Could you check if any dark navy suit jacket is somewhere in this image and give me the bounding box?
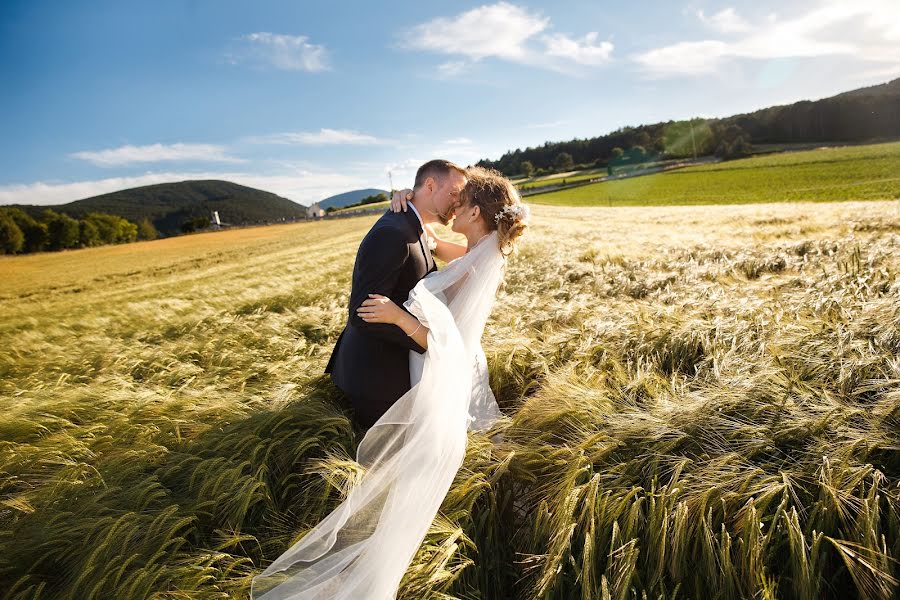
[325,207,438,428]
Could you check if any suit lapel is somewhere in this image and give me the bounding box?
[402,207,433,272]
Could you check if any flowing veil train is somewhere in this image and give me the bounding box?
[251,230,506,599]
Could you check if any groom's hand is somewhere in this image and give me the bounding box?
[390,189,414,213]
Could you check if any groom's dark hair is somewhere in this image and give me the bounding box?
[413,159,467,191]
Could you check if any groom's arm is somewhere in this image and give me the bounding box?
[349,226,427,354]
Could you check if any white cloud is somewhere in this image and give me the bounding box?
[69,143,246,167]
[384,158,425,189]
[633,40,732,76]
[231,32,330,71]
[405,2,548,61]
[245,128,383,145]
[696,8,751,33]
[0,170,368,207]
[436,61,469,78]
[400,2,613,74]
[635,0,900,77]
[542,32,613,66]
[383,143,497,188]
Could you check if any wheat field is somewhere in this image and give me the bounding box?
[1,199,898,599]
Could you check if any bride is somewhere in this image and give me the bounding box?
[250,166,530,599]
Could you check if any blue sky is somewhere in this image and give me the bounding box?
[1,0,897,206]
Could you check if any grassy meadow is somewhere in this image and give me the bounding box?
[1,194,899,598]
[516,169,607,190]
[530,142,900,207]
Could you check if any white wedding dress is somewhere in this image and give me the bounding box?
[251,230,505,599]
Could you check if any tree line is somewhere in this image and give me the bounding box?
[326,192,388,213]
[479,82,899,176]
[0,207,158,255]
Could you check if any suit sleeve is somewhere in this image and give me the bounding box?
[349,227,427,354]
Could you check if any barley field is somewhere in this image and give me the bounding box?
[1,198,899,599]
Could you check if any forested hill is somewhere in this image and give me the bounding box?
[477,78,900,175]
[8,180,308,236]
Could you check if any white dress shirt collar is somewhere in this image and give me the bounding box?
[407,200,425,232]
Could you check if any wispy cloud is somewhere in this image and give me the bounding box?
[383,140,497,187]
[227,32,330,71]
[244,128,384,145]
[634,0,900,78]
[525,119,571,129]
[398,1,613,76]
[542,32,613,66]
[696,7,751,33]
[436,61,468,78]
[0,169,368,207]
[385,158,426,183]
[69,143,246,167]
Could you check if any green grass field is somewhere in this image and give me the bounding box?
[529,141,900,206]
[1,187,899,595]
[516,168,606,190]
[334,200,390,214]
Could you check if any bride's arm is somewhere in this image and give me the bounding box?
[423,223,467,262]
[357,293,429,350]
[394,311,428,350]
[390,190,467,262]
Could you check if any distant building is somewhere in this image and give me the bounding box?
[210,210,230,230]
[307,202,325,219]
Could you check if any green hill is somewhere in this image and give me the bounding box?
[478,77,900,175]
[319,188,388,210]
[7,179,309,236]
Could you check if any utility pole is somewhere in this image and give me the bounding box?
[689,119,698,160]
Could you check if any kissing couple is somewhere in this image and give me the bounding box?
[252,160,531,599]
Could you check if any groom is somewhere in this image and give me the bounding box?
[325,159,468,430]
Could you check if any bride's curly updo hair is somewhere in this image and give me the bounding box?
[461,165,529,256]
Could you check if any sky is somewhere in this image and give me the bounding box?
[1,0,897,207]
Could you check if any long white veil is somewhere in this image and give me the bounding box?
[251,230,506,599]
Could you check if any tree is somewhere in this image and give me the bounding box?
[712,123,753,160]
[136,218,158,241]
[180,215,210,234]
[79,219,101,247]
[611,147,624,159]
[42,209,81,250]
[635,131,652,148]
[3,207,47,252]
[0,211,24,254]
[84,212,138,243]
[360,192,388,206]
[553,152,574,172]
[520,160,534,178]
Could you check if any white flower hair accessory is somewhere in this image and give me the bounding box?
[493,203,531,225]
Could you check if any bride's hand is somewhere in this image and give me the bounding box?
[357,293,404,324]
[390,189,414,213]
